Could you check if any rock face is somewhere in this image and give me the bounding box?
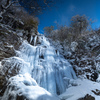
[0,34,77,100]
[0,24,22,96]
[0,26,21,61]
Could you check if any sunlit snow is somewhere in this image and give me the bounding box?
[59,79,100,100]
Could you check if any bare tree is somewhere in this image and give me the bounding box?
[17,0,54,15]
[44,25,54,36]
[0,0,54,21]
[70,15,89,34]
[0,0,19,21]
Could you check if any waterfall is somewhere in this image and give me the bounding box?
[1,35,77,100]
[17,35,77,94]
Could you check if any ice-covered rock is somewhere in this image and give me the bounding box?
[0,34,77,99]
[1,74,59,100]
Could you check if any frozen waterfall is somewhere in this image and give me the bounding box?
[1,34,77,100]
[16,35,77,94]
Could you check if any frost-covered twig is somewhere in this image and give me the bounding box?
[0,0,19,22]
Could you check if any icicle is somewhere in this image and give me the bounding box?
[34,35,37,46]
[30,35,33,43]
[57,50,59,56]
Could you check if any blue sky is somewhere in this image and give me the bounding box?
[37,0,100,33]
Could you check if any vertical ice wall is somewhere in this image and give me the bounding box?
[16,35,77,95]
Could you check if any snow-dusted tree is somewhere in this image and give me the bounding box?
[0,0,19,21]
[70,15,89,34]
[0,0,53,18]
[0,0,39,30]
[0,0,39,44]
[0,0,54,31]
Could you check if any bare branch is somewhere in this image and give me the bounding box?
[0,0,18,18]
[3,1,18,10]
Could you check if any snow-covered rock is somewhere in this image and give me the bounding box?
[1,74,59,100]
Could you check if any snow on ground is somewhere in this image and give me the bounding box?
[59,78,100,100]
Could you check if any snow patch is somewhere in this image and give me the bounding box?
[59,79,100,100]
